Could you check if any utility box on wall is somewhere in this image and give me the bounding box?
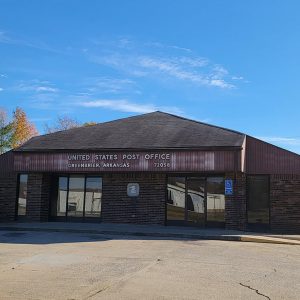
[127,183,140,197]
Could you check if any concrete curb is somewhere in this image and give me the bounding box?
[239,236,300,245]
[0,226,299,245]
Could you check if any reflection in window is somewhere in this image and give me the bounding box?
[247,176,269,226]
[187,179,205,225]
[57,177,68,216]
[18,174,28,216]
[207,177,225,224]
[67,175,85,217]
[167,177,185,221]
[85,177,102,217]
[51,175,103,219]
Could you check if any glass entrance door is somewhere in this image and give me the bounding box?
[167,176,225,227]
[186,178,206,226]
[167,176,206,227]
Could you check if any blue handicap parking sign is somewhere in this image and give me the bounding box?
[225,179,233,195]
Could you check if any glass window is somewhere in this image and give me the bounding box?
[56,177,68,216]
[51,175,103,219]
[67,175,85,217]
[84,177,102,217]
[207,177,225,224]
[187,178,205,225]
[17,174,28,216]
[167,177,186,221]
[247,176,269,226]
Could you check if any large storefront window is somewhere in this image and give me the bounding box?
[68,175,85,217]
[247,175,270,229]
[57,177,68,216]
[187,178,205,226]
[207,177,225,225]
[85,177,102,217]
[167,176,225,227]
[167,177,185,221]
[17,174,28,216]
[51,175,102,219]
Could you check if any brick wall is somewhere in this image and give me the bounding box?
[0,172,17,221]
[102,173,166,225]
[270,174,300,233]
[0,151,17,221]
[26,173,52,222]
[225,172,247,231]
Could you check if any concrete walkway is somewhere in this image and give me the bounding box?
[0,222,299,245]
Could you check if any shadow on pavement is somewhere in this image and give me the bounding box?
[0,230,200,245]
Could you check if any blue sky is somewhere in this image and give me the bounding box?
[0,0,300,153]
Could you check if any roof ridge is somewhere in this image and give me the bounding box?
[154,111,245,136]
[90,111,159,127]
[36,111,160,138]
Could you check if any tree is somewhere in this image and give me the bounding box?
[44,116,80,134]
[0,108,13,154]
[83,121,97,126]
[11,107,39,149]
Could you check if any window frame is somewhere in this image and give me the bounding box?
[166,174,225,228]
[16,173,29,219]
[50,174,103,222]
[246,174,270,230]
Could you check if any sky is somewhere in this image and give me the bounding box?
[0,0,300,153]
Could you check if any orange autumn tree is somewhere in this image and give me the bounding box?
[11,107,39,148]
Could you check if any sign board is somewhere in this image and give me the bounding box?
[225,179,233,195]
[127,183,140,197]
[14,150,219,173]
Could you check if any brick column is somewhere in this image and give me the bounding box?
[270,174,300,233]
[26,173,52,222]
[0,172,18,221]
[102,173,166,225]
[225,172,247,231]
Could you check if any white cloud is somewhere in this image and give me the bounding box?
[178,56,208,67]
[15,80,58,93]
[89,45,237,89]
[0,31,9,43]
[77,99,183,115]
[137,56,235,89]
[232,76,244,80]
[0,30,64,54]
[28,93,59,110]
[35,86,57,92]
[85,77,138,94]
[258,136,300,146]
[144,41,192,53]
[210,79,234,89]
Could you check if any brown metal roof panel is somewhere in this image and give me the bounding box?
[245,136,300,174]
[0,151,15,176]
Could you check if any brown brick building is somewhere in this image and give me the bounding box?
[1,112,300,232]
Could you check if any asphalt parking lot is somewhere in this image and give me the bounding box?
[0,231,299,300]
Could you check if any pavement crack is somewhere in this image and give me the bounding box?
[84,259,160,299]
[86,286,110,298]
[239,282,271,300]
